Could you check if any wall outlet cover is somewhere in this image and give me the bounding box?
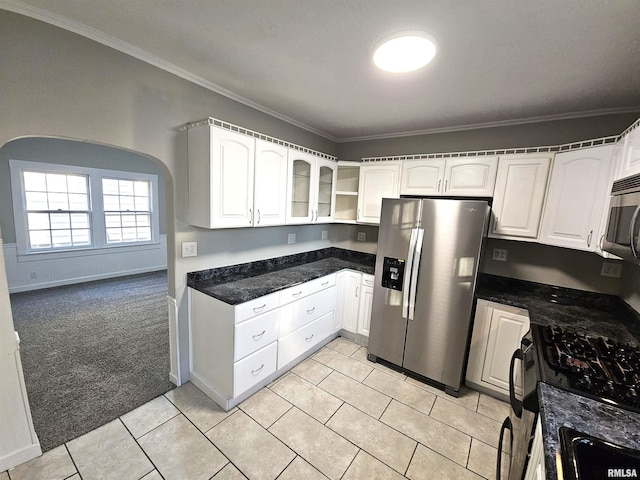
[181,241,198,257]
[321,230,328,240]
[492,248,508,262]
[288,233,296,244]
[357,232,366,242]
[600,262,622,278]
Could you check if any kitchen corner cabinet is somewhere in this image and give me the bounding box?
[539,145,614,252]
[286,151,337,224]
[356,274,374,337]
[489,155,552,240]
[188,125,255,228]
[335,270,361,333]
[253,139,288,226]
[466,299,530,397]
[618,125,640,180]
[335,162,360,223]
[357,163,401,224]
[399,157,498,197]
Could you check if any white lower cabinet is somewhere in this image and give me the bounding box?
[466,299,530,396]
[524,418,546,480]
[357,274,374,337]
[335,270,362,333]
[189,273,336,410]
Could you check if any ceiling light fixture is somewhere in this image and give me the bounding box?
[373,31,437,73]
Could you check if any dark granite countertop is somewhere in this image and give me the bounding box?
[187,247,375,305]
[477,274,640,479]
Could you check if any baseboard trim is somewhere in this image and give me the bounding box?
[0,442,42,472]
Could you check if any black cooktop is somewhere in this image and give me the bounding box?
[532,325,640,413]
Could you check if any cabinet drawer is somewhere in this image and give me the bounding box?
[233,341,277,397]
[278,312,333,370]
[234,308,280,361]
[361,274,374,287]
[279,274,336,305]
[235,292,280,324]
[279,286,336,337]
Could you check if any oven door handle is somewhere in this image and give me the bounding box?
[496,416,513,480]
[509,349,524,419]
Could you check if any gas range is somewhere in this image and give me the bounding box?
[531,324,640,413]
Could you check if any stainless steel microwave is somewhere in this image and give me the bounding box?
[603,173,640,264]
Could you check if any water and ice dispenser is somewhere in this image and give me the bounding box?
[381,257,405,291]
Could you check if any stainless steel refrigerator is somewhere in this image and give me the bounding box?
[367,197,489,396]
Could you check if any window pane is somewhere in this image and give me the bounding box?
[67,175,87,193]
[50,213,71,230]
[105,213,121,228]
[28,213,50,230]
[106,228,122,243]
[134,181,149,197]
[25,192,48,210]
[68,193,88,210]
[103,195,120,211]
[46,173,68,192]
[119,180,134,196]
[29,230,51,249]
[23,171,47,191]
[120,196,135,211]
[102,178,119,195]
[70,213,89,229]
[51,229,72,247]
[136,214,150,227]
[134,196,149,211]
[72,229,91,245]
[137,227,151,241]
[121,214,136,227]
[48,192,69,210]
[122,227,137,242]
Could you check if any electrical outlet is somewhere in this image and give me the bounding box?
[181,241,197,257]
[29,272,37,280]
[288,233,296,244]
[600,262,622,278]
[321,230,328,240]
[492,248,508,262]
[357,232,366,242]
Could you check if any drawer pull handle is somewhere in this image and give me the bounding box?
[251,364,265,376]
[252,304,267,313]
[307,307,316,314]
[305,334,314,342]
[321,281,329,286]
[292,291,303,297]
[252,330,266,341]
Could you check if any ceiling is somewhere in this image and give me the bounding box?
[3,0,640,141]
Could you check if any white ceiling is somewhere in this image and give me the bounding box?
[3,0,640,141]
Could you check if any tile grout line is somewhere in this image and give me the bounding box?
[63,442,82,480]
[117,417,165,480]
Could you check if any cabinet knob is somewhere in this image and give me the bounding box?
[306,307,316,314]
[249,208,253,224]
[587,230,593,247]
[251,364,265,376]
[437,179,442,192]
[257,209,261,224]
[252,304,267,313]
[305,334,314,342]
[252,330,266,341]
[445,180,448,192]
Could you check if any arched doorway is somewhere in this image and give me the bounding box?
[0,136,175,452]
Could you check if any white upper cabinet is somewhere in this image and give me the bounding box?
[539,145,614,251]
[618,125,640,180]
[286,151,337,224]
[253,139,288,226]
[399,157,498,197]
[490,155,552,240]
[400,160,446,195]
[444,157,498,196]
[357,163,401,224]
[188,125,255,228]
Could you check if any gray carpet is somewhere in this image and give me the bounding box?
[10,271,175,452]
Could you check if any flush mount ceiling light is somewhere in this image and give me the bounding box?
[373,31,437,73]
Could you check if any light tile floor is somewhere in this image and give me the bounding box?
[4,337,510,480]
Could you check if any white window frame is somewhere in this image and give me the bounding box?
[10,159,160,258]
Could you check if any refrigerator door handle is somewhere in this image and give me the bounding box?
[402,228,419,319]
[408,228,424,321]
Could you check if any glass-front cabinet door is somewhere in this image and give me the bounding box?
[286,151,315,224]
[316,158,337,222]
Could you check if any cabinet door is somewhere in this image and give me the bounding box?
[286,151,316,224]
[400,160,446,195]
[357,163,401,224]
[444,157,498,197]
[254,140,288,226]
[481,308,530,392]
[315,158,337,223]
[357,283,374,337]
[335,270,361,333]
[539,146,613,251]
[188,126,255,228]
[490,156,551,239]
[524,419,546,480]
[619,125,640,180]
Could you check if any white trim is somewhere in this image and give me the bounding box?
[167,295,180,386]
[0,442,41,473]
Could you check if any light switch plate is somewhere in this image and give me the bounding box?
[182,241,197,257]
[600,262,622,278]
[492,248,508,262]
[321,230,328,240]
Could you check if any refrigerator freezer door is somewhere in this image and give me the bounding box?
[403,199,488,392]
[368,198,421,366]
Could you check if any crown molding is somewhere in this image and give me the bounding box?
[0,0,339,142]
[336,106,640,143]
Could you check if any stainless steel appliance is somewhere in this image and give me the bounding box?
[367,197,489,396]
[603,172,640,264]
